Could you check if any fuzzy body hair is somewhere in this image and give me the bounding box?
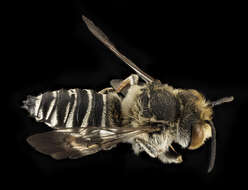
[120,81,213,162]
[23,15,233,173]
[121,82,179,160]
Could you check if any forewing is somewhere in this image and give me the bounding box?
[27,129,101,159]
[27,126,160,159]
[82,15,154,83]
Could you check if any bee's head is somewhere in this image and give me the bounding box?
[175,89,233,172]
[176,90,212,148]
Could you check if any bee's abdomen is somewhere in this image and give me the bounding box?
[23,89,120,128]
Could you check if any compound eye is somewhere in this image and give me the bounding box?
[188,124,204,150]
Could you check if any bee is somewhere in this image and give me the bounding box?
[23,15,234,173]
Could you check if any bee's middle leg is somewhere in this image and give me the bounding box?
[134,138,158,158]
[98,87,114,94]
[133,138,183,164]
[111,74,139,93]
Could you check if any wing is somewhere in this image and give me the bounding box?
[27,129,100,159]
[27,126,160,160]
[82,15,154,83]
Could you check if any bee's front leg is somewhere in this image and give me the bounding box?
[158,151,183,164]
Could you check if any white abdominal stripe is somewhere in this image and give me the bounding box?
[23,89,109,128]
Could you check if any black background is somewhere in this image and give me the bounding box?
[6,0,247,188]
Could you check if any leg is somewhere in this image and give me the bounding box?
[133,137,183,164]
[98,87,114,94]
[134,138,158,158]
[158,151,183,164]
[99,75,139,96]
[116,74,139,93]
[111,74,139,94]
[132,142,143,155]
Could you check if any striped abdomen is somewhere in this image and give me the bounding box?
[23,89,122,128]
